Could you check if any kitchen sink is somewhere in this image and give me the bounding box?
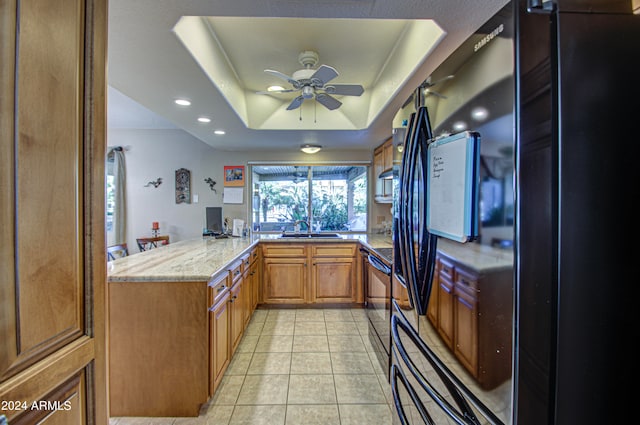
[280,232,342,238]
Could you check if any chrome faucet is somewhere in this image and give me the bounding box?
[293,219,310,233]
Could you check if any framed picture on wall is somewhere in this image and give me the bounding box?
[224,165,245,187]
[175,167,191,204]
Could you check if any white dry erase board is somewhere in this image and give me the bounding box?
[426,131,480,242]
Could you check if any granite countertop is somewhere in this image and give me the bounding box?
[107,233,393,283]
[436,238,513,273]
[106,232,511,282]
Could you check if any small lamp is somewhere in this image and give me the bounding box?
[300,144,322,154]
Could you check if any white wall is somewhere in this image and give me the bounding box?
[108,128,385,253]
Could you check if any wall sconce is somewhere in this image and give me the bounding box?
[144,177,162,188]
[300,144,322,154]
[204,177,217,193]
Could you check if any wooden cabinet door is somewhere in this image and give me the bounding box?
[229,280,245,354]
[209,292,230,396]
[454,286,479,377]
[436,273,455,349]
[312,258,354,303]
[0,0,107,423]
[382,140,394,196]
[373,147,384,197]
[250,261,259,311]
[263,258,307,304]
[242,269,251,327]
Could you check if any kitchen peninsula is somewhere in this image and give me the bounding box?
[107,233,392,417]
[106,234,511,417]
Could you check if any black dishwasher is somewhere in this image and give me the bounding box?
[362,248,392,377]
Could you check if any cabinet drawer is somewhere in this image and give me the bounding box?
[311,243,356,257]
[241,253,251,272]
[250,247,260,264]
[262,244,307,257]
[208,272,230,306]
[227,259,243,282]
[455,267,479,293]
[438,257,455,279]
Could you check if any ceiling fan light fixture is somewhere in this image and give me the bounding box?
[300,144,322,154]
[267,85,285,92]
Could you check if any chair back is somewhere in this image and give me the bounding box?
[107,243,129,260]
[136,235,170,252]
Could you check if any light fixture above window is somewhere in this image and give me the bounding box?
[300,144,322,154]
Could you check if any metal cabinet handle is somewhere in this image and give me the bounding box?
[217,285,226,292]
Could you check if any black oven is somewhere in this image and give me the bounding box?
[362,247,392,377]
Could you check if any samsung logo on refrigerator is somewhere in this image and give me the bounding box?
[474,23,504,52]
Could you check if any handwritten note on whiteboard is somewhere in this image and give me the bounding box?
[426,131,480,242]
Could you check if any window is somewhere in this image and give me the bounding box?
[251,165,368,233]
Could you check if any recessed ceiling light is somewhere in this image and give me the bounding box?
[471,107,489,121]
[214,130,225,135]
[267,85,285,92]
[453,121,467,131]
[198,117,211,123]
[174,98,191,106]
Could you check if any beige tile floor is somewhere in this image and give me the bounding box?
[109,307,394,425]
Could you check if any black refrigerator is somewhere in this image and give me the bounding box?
[515,1,638,424]
[389,0,638,423]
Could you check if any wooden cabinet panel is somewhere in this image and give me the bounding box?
[263,259,307,303]
[373,139,393,202]
[208,273,230,396]
[229,279,246,354]
[1,0,107,423]
[10,371,86,425]
[262,244,307,257]
[454,286,478,375]
[250,260,259,311]
[383,139,394,171]
[311,243,356,257]
[373,146,384,198]
[427,253,513,390]
[210,291,230,397]
[312,258,354,303]
[109,281,208,417]
[436,272,455,349]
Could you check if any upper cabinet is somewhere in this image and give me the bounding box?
[374,137,393,203]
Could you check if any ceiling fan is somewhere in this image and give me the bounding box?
[257,50,364,111]
[402,74,454,109]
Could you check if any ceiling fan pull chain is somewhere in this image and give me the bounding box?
[299,107,302,121]
[314,100,317,123]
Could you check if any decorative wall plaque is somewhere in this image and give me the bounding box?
[175,168,191,204]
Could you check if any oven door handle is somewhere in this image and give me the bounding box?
[368,254,391,276]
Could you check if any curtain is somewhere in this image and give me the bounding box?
[108,147,127,245]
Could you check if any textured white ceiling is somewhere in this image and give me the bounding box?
[107,0,510,151]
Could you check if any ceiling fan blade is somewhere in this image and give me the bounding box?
[324,84,364,96]
[255,88,298,95]
[424,88,447,99]
[264,69,300,88]
[310,64,338,86]
[286,96,304,110]
[315,93,342,110]
[423,74,454,88]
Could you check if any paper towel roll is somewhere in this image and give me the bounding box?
[232,219,244,237]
